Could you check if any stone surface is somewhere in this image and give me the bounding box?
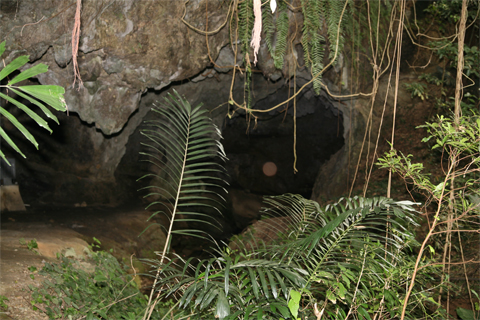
[1,0,229,135]
[0,0,350,209]
[0,185,26,212]
[228,188,264,230]
[0,0,230,205]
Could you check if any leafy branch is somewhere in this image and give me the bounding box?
[0,40,66,165]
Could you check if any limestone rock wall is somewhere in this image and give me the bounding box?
[1,0,230,204]
[2,0,229,134]
[1,0,364,207]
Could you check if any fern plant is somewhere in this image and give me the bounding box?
[300,0,326,94]
[262,195,445,319]
[262,0,289,70]
[237,0,254,110]
[138,90,229,320]
[145,192,443,319]
[0,40,66,165]
[300,0,350,94]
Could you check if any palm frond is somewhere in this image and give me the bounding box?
[139,89,228,252]
[256,194,427,318]
[138,90,229,318]
[152,252,307,319]
[0,41,66,165]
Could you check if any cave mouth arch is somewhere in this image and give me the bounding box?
[116,75,345,205]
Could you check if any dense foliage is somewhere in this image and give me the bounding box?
[3,0,478,319]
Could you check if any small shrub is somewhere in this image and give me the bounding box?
[29,250,170,319]
[0,295,9,311]
[19,238,39,254]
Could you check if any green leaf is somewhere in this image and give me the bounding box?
[288,290,300,318]
[326,289,336,304]
[0,91,52,133]
[456,307,476,320]
[0,103,39,149]
[276,304,290,318]
[337,282,347,299]
[258,268,270,299]
[9,88,60,124]
[357,306,372,320]
[0,148,11,166]
[274,270,288,300]
[0,41,5,57]
[224,259,231,295]
[0,55,29,81]
[248,267,259,299]
[215,290,230,319]
[290,290,301,303]
[0,126,25,160]
[8,63,49,85]
[257,309,263,320]
[93,274,108,282]
[19,85,66,111]
[266,269,278,299]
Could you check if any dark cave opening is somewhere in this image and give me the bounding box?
[222,86,345,199]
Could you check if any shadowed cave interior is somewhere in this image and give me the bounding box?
[1,74,345,258]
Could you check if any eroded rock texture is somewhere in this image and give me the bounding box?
[0,0,372,210]
[2,0,229,135]
[1,0,230,204]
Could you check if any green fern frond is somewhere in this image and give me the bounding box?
[301,0,326,94]
[238,0,254,58]
[325,0,347,60]
[273,8,289,70]
[262,1,289,70]
[138,90,228,244]
[310,33,326,94]
[262,3,275,53]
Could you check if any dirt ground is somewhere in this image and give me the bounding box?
[0,205,165,320]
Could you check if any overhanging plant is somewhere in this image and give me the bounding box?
[0,40,67,165]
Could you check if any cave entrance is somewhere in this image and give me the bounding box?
[222,85,345,199]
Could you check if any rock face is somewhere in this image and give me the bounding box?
[1,0,230,204]
[1,0,229,134]
[1,0,360,209]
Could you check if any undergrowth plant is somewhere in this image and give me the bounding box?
[29,247,171,320]
[377,1,480,318]
[0,295,8,312]
[144,193,444,319]
[130,87,447,319]
[377,113,480,319]
[138,90,229,320]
